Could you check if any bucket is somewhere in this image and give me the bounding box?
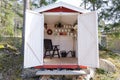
[60,51,67,57]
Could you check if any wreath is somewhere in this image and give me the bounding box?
[47,29,53,35]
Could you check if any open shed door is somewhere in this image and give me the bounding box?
[78,11,99,68]
[24,10,44,68]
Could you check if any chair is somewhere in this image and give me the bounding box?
[44,39,60,58]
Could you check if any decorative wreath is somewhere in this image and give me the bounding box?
[47,29,53,35]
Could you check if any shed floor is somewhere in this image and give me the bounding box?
[35,58,87,69]
[44,57,78,65]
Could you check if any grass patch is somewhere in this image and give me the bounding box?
[94,51,120,80]
[96,68,106,74]
[0,53,23,80]
[0,45,4,49]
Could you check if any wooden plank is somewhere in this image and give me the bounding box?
[36,70,86,75]
[34,58,87,69]
[35,65,87,69]
[44,58,78,65]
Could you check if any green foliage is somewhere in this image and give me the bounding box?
[95,73,116,80]
[96,68,105,74]
[0,53,23,80]
[31,0,57,9]
[0,0,23,37]
[80,0,108,11]
[99,0,120,25]
[0,1,14,36]
[0,44,4,49]
[108,52,118,59]
[81,0,120,34]
[99,44,108,51]
[100,51,118,59]
[10,37,22,51]
[0,37,22,51]
[95,51,120,80]
[0,35,22,79]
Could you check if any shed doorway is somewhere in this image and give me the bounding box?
[43,13,78,66]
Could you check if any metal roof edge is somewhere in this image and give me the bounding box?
[33,2,90,13]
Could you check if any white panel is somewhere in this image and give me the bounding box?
[44,14,78,25]
[24,10,44,68]
[44,35,74,52]
[59,36,73,51]
[78,11,99,68]
[44,24,74,52]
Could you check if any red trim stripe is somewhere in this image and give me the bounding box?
[35,65,87,69]
[44,7,78,12]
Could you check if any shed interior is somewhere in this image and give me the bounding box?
[43,13,79,65]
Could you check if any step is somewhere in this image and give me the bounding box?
[36,70,86,75]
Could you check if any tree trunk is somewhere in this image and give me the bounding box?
[84,0,87,9]
[93,3,95,11]
[26,0,30,9]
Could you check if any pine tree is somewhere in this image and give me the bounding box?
[30,0,57,9]
[0,0,23,37]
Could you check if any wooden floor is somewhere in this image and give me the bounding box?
[44,57,78,65]
[35,58,87,69]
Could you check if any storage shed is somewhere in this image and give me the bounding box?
[24,2,99,69]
